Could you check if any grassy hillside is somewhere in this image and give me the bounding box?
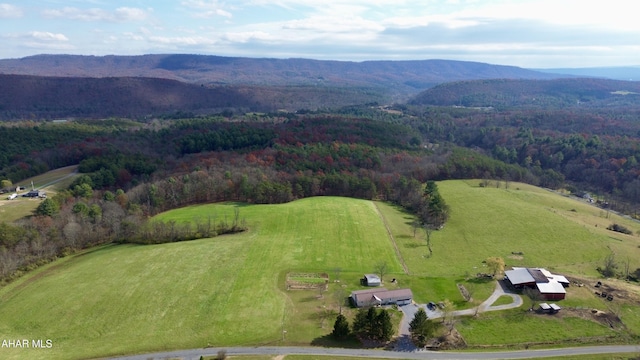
[0,197,402,360]
[0,183,639,359]
[378,180,640,278]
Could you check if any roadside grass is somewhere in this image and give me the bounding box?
[285,357,407,360]
[457,309,619,346]
[203,356,273,360]
[525,355,640,360]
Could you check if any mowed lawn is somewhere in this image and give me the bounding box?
[0,197,402,360]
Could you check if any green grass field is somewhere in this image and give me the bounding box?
[1,181,639,359]
[0,197,403,359]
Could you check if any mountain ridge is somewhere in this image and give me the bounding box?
[0,54,565,98]
[409,78,640,108]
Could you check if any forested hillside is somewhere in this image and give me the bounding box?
[0,74,387,119]
[0,54,563,99]
[410,78,640,108]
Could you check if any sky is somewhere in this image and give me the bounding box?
[1,0,639,68]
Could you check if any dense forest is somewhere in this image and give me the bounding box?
[3,77,640,284]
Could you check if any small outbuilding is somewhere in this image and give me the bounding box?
[539,303,552,312]
[362,274,382,287]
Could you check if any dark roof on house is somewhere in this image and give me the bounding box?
[377,288,412,300]
[350,288,412,303]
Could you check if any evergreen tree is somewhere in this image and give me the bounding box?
[331,313,350,340]
[365,307,377,338]
[352,308,369,336]
[376,309,394,341]
[409,307,436,347]
[34,198,60,217]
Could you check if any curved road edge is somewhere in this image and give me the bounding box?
[108,345,640,360]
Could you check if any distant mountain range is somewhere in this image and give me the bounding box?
[0,54,563,99]
[410,78,640,108]
[536,67,640,81]
[3,54,639,119]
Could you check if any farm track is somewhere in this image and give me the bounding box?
[373,202,409,275]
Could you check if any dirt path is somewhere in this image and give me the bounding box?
[373,202,409,275]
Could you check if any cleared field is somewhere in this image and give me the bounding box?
[428,181,640,277]
[0,197,402,360]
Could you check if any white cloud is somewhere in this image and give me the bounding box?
[149,35,217,46]
[29,31,69,42]
[181,0,233,18]
[42,6,148,22]
[223,31,274,43]
[0,3,23,18]
[282,16,383,34]
[114,7,149,21]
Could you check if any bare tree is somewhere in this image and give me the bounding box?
[411,220,420,238]
[333,267,342,282]
[424,225,433,257]
[601,252,618,278]
[523,287,542,311]
[620,256,630,281]
[441,299,456,335]
[334,286,346,314]
[374,261,388,283]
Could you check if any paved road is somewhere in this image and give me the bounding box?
[109,344,640,360]
[108,283,636,360]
